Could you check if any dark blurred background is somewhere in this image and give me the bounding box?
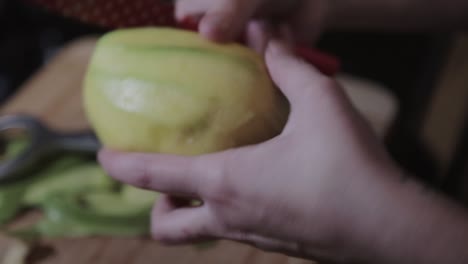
[0,0,466,199]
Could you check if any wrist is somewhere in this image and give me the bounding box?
[298,160,407,263]
[346,166,468,264]
[334,162,406,263]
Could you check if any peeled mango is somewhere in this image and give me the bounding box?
[84,27,289,155]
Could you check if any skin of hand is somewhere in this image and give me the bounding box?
[97,26,409,263]
[174,0,329,44]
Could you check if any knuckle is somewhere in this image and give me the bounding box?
[188,158,214,195]
[191,157,231,200]
[133,156,155,190]
[135,175,152,190]
[203,160,238,204]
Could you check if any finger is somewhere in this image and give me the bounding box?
[197,0,256,42]
[151,195,217,244]
[245,20,272,55]
[98,149,221,197]
[265,39,336,120]
[175,0,211,21]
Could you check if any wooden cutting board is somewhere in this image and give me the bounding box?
[0,37,317,264]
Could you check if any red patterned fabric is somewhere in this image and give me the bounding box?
[28,0,177,28]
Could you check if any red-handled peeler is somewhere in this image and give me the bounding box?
[26,0,340,76]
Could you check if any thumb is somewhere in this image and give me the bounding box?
[265,39,339,120]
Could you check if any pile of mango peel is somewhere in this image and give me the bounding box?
[0,138,213,263]
[0,137,157,238]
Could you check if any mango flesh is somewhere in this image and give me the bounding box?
[84,27,289,155]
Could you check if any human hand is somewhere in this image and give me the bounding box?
[98,30,406,262]
[175,0,331,44]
